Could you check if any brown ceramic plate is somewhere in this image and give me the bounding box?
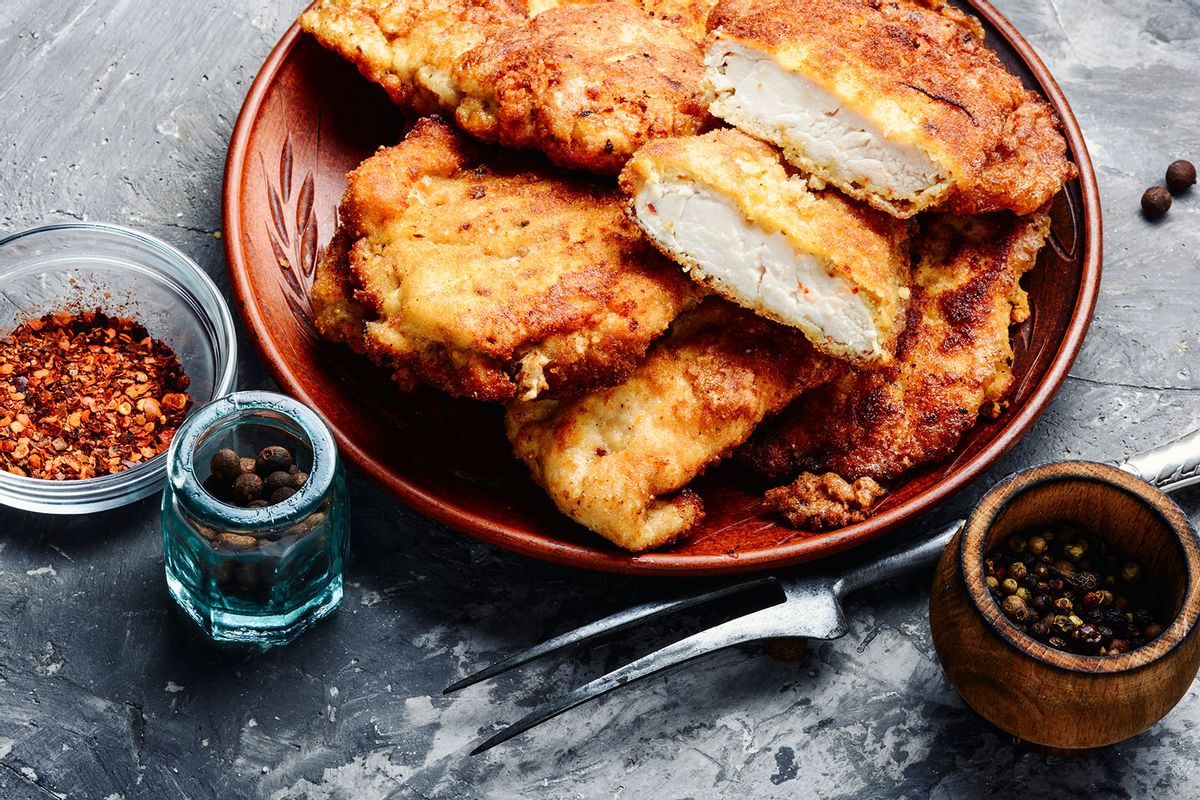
[223,1,1101,575]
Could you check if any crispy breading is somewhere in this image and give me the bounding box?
[300,0,526,113]
[310,117,701,402]
[301,0,709,174]
[453,3,708,174]
[505,298,839,551]
[703,0,1075,217]
[764,472,886,530]
[619,129,912,363]
[742,209,1051,523]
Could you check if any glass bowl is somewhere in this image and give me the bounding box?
[0,222,238,513]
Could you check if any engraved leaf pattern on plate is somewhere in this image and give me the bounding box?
[262,133,323,341]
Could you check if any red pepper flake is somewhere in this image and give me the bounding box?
[0,310,193,480]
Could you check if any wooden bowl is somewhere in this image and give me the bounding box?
[930,462,1200,750]
[222,0,1102,574]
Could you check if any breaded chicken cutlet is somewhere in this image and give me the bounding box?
[301,0,710,174]
[703,0,1075,218]
[311,117,701,402]
[742,209,1052,529]
[620,129,912,363]
[505,298,840,552]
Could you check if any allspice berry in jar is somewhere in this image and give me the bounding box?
[162,391,349,646]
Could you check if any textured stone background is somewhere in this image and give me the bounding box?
[1,0,1199,797]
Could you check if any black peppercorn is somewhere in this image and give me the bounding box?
[1142,186,1172,219]
[232,472,264,505]
[1166,159,1196,194]
[269,486,297,505]
[256,445,294,476]
[263,471,294,494]
[210,448,242,481]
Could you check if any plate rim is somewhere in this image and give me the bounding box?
[223,0,1102,576]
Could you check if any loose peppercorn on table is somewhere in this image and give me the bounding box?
[2,0,1200,797]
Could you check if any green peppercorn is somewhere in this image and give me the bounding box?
[1122,562,1141,583]
[1007,536,1027,554]
[985,575,1000,594]
[1015,587,1032,602]
[1008,562,1028,581]
[1001,578,1019,595]
[1063,544,1086,562]
[1027,535,1047,555]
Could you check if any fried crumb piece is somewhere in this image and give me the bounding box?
[764,472,886,530]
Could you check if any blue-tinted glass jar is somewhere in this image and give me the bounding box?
[161,391,348,645]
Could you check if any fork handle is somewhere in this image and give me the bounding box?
[833,519,963,598]
[830,427,1200,598]
[1114,428,1200,493]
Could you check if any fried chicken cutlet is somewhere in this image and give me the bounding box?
[301,0,709,174]
[620,129,912,364]
[742,209,1052,529]
[702,0,1075,218]
[311,117,701,402]
[506,298,840,551]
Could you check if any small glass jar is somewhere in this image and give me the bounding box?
[161,391,348,645]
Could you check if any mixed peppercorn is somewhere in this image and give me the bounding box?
[0,310,191,479]
[986,525,1167,656]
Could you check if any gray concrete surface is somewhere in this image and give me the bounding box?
[1,0,1199,797]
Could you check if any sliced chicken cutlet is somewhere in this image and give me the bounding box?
[310,117,701,402]
[620,129,912,364]
[301,0,709,174]
[702,0,1075,218]
[506,298,840,552]
[743,209,1052,529]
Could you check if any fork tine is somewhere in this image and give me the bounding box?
[470,602,794,755]
[445,575,777,694]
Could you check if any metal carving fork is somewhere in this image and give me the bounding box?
[448,429,1200,755]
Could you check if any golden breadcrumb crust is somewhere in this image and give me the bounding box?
[704,0,1076,217]
[743,209,1051,527]
[310,117,701,402]
[505,298,838,551]
[301,0,711,174]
